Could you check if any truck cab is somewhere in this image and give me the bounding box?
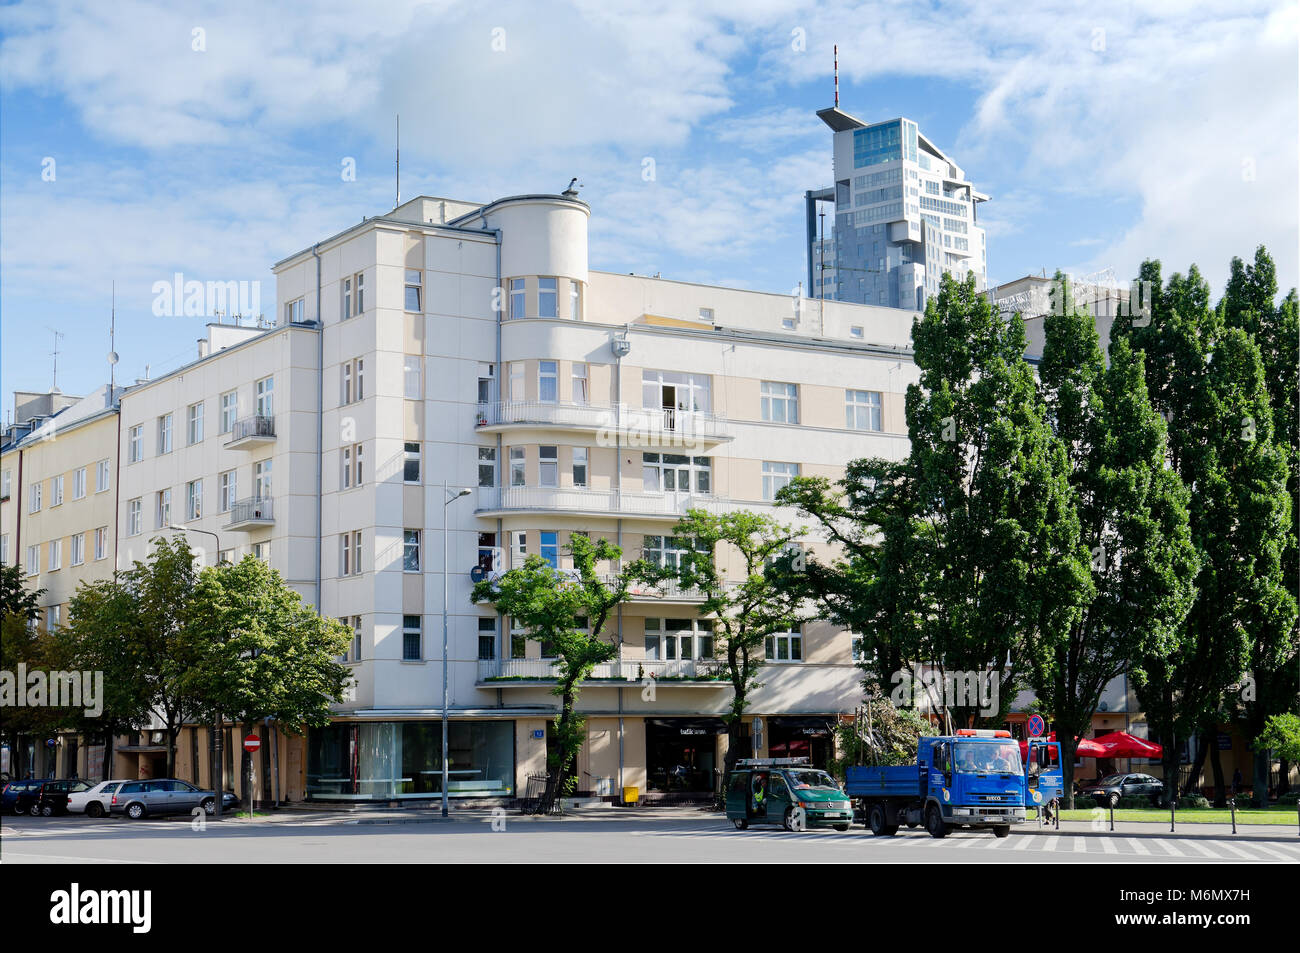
[724,758,854,832]
[1024,737,1064,815]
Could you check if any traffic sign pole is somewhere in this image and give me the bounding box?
[243,734,261,823]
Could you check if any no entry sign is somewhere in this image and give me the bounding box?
[243,734,261,753]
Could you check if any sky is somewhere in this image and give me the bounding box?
[1,0,1296,408]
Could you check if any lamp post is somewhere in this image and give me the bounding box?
[441,483,473,817]
[169,524,226,818]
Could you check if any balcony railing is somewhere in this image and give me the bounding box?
[477,657,727,683]
[476,485,738,520]
[224,496,274,529]
[226,414,276,447]
[475,401,730,443]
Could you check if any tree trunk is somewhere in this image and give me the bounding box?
[166,722,179,778]
[1279,758,1291,796]
[1207,731,1227,807]
[103,732,113,782]
[1160,732,1180,806]
[1059,736,1078,810]
[538,689,576,816]
[1182,728,1208,797]
[1252,749,1270,807]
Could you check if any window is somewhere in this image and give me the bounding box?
[28,482,41,512]
[128,424,143,462]
[539,446,558,487]
[71,533,85,566]
[26,544,39,576]
[699,307,714,322]
[252,542,269,562]
[48,538,61,571]
[94,527,108,561]
[341,358,364,404]
[284,298,304,324]
[642,453,711,494]
[510,447,526,487]
[187,402,204,444]
[217,548,234,565]
[157,414,173,454]
[253,460,272,500]
[508,362,524,401]
[73,467,86,500]
[846,389,883,431]
[340,531,362,576]
[255,377,274,418]
[511,530,527,567]
[760,381,798,423]
[762,461,799,501]
[350,616,363,661]
[402,615,422,660]
[50,474,63,506]
[540,531,559,568]
[572,363,588,404]
[478,532,500,572]
[766,629,803,662]
[850,326,864,339]
[220,392,237,433]
[404,269,422,312]
[403,530,421,572]
[478,618,497,660]
[341,446,360,489]
[219,470,237,512]
[355,273,364,314]
[539,361,558,403]
[509,278,525,319]
[644,618,714,660]
[642,535,703,569]
[1,534,8,564]
[642,369,712,416]
[127,498,142,536]
[183,480,201,521]
[403,355,421,399]
[510,619,528,658]
[538,277,557,318]
[403,442,420,483]
[1,469,9,500]
[572,447,588,488]
[48,605,60,630]
[570,281,582,320]
[156,489,171,528]
[477,363,495,404]
[478,447,496,487]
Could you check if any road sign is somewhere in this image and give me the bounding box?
[1027,714,1046,738]
[243,734,261,753]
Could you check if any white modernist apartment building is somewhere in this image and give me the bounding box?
[806,105,989,311]
[100,191,922,801]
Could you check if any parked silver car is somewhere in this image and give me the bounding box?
[110,778,237,819]
[68,779,126,818]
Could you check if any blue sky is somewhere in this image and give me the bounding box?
[2,0,1296,407]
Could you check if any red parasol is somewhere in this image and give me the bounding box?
[1019,731,1112,759]
[1090,731,1162,758]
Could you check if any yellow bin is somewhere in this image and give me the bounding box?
[623,786,640,805]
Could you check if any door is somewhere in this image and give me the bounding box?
[768,774,791,819]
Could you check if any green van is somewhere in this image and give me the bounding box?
[724,758,853,831]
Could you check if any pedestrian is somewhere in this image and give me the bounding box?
[1232,768,1242,795]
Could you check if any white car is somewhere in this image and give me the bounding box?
[68,779,126,818]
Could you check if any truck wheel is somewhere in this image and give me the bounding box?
[868,804,895,836]
[925,805,949,839]
[993,825,1011,838]
[732,818,748,830]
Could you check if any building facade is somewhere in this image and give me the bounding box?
[807,107,989,310]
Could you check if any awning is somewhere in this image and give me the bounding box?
[1092,731,1163,758]
[1019,732,1109,759]
[646,717,727,736]
[768,716,836,737]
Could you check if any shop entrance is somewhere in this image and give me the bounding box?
[767,717,835,769]
[646,718,725,792]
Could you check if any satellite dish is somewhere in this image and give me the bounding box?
[107,352,119,365]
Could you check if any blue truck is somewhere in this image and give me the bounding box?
[845,729,1063,838]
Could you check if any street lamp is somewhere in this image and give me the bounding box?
[169,523,226,818]
[441,482,473,817]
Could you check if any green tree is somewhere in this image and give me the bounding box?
[657,509,807,780]
[1254,713,1300,765]
[1116,262,1297,805]
[473,534,643,814]
[185,556,353,808]
[0,567,69,772]
[830,684,932,779]
[1030,275,1199,806]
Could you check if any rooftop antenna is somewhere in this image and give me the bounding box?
[47,327,65,392]
[108,281,119,398]
[395,114,400,208]
[834,44,839,107]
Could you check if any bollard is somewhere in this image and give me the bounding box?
[1109,800,1115,832]
[1054,798,1060,831]
[1230,797,1236,835]
[1170,798,1175,834]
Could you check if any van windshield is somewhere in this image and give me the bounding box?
[954,742,1022,775]
[788,770,838,789]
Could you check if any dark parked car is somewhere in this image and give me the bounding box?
[110,779,237,819]
[34,778,97,816]
[3,778,52,816]
[1082,772,1164,807]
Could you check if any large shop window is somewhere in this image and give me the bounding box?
[645,718,726,793]
[307,721,515,800]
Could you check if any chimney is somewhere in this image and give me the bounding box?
[198,338,210,359]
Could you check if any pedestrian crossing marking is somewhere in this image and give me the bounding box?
[1154,839,1184,857]
[1182,839,1222,859]
[1072,837,1087,852]
[1126,837,1150,855]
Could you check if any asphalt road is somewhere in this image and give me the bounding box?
[4,809,1299,864]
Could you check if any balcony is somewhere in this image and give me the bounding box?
[225,415,276,449]
[224,496,274,531]
[476,657,729,686]
[474,401,731,447]
[475,485,742,521]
